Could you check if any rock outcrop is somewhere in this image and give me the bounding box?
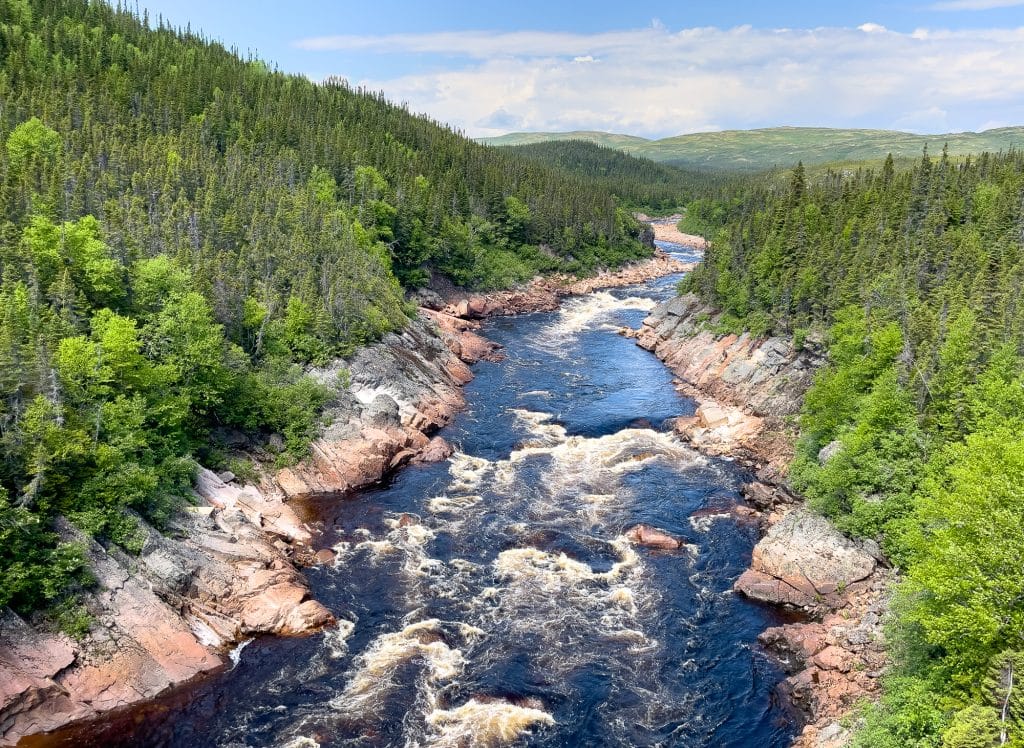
[633,292,889,747]
[271,316,479,498]
[0,508,332,744]
[624,524,687,551]
[0,312,489,746]
[735,509,877,613]
[736,510,890,748]
[760,573,891,748]
[636,293,823,478]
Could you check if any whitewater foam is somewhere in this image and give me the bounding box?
[331,619,474,715]
[535,291,656,349]
[425,698,554,747]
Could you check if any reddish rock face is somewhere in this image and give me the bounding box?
[634,293,822,474]
[397,513,419,528]
[466,296,488,318]
[760,572,891,748]
[624,524,684,551]
[313,548,336,565]
[414,436,454,464]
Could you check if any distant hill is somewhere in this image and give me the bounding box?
[481,126,1024,172]
[502,140,721,209]
[483,130,651,150]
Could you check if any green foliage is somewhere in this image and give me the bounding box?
[0,0,649,618]
[941,706,1000,748]
[898,428,1024,688]
[46,596,93,640]
[684,147,1024,745]
[0,488,91,611]
[500,139,719,210]
[6,116,60,171]
[852,676,948,748]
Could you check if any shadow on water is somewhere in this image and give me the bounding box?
[34,244,796,748]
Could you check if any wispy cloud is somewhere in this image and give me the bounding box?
[930,0,1024,9]
[295,24,1024,138]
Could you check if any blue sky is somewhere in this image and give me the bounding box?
[138,0,1024,138]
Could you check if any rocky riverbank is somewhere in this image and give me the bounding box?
[431,249,692,319]
[0,314,493,747]
[633,293,891,747]
[633,213,708,249]
[1,252,684,747]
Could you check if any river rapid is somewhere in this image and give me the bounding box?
[47,240,796,747]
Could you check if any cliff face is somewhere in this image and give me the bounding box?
[0,313,489,747]
[634,293,889,748]
[635,293,822,480]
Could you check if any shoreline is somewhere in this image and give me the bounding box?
[634,212,708,249]
[435,248,694,319]
[2,252,691,747]
[632,293,890,748]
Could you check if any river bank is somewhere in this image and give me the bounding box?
[431,247,692,319]
[0,314,484,746]
[635,213,709,249]
[1,252,689,747]
[633,293,890,747]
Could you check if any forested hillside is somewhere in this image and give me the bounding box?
[0,0,650,620]
[684,150,1024,746]
[500,139,697,210]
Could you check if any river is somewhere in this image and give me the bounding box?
[44,240,796,747]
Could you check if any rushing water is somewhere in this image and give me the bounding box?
[41,240,796,747]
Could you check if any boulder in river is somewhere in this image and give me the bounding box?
[625,524,685,550]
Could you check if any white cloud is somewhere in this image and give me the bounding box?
[858,23,888,33]
[930,0,1024,10]
[296,25,1024,138]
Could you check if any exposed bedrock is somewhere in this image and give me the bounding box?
[0,311,488,746]
[634,292,890,748]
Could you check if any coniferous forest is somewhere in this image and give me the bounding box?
[683,150,1024,746]
[498,139,733,212]
[4,1,1024,746]
[0,0,651,617]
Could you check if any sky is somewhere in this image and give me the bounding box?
[135,0,1024,139]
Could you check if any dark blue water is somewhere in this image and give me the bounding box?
[40,241,795,747]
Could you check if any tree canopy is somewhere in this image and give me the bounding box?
[681,150,1024,746]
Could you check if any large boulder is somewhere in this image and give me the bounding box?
[414,436,454,464]
[735,509,876,611]
[364,393,401,428]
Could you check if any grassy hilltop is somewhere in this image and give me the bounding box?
[483,126,1024,171]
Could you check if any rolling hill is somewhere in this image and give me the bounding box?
[501,140,718,209]
[481,126,1024,172]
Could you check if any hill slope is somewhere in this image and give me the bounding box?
[502,139,707,209]
[482,130,651,150]
[684,151,1024,744]
[0,0,649,618]
[483,126,1024,171]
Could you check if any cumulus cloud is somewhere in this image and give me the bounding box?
[295,25,1024,138]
